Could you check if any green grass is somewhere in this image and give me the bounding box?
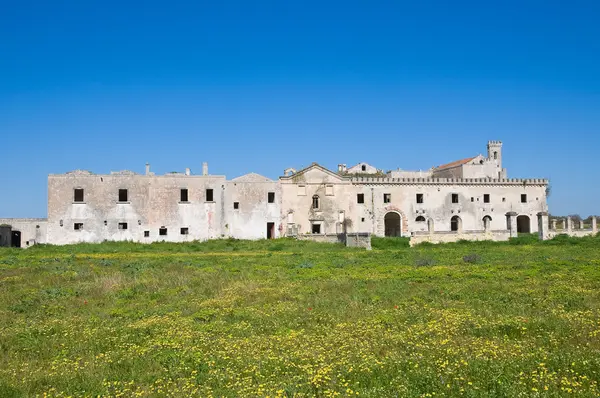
[1,236,600,397]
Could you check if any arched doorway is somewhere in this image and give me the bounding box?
[450,216,462,232]
[517,215,531,233]
[384,212,401,237]
[483,216,492,231]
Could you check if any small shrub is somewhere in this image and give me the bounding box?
[296,261,314,269]
[463,254,482,264]
[414,257,436,267]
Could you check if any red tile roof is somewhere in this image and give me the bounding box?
[434,156,476,171]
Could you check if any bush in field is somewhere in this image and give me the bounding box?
[462,253,482,264]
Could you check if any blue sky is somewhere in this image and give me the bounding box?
[1,0,599,217]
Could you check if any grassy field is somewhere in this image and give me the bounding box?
[1,235,600,397]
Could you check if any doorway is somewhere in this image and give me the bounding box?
[11,231,21,248]
[266,222,275,239]
[384,212,401,237]
[517,215,531,233]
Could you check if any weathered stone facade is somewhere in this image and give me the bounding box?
[1,141,566,247]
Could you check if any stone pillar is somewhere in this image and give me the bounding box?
[145,163,151,175]
[593,217,597,235]
[506,212,518,238]
[537,212,549,240]
[202,162,208,176]
[580,220,585,230]
[566,217,572,234]
[551,219,557,230]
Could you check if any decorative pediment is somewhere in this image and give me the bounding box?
[281,163,345,183]
[231,172,273,183]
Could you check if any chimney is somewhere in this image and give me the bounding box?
[185,167,191,176]
[145,163,150,175]
[202,162,208,176]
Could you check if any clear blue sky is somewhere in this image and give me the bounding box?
[1,0,599,218]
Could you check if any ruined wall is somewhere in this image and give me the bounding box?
[47,171,226,244]
[0,218,47,247]
[410,230,511,246]
[225,174,282,239]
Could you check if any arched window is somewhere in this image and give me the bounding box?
[415,216,426,222]
[312,195,320,209]
[494,151,498,160]
[450,216,462,232]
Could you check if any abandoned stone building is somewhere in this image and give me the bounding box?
[2,140,578,248]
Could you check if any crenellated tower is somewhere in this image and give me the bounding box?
[487,140,505,178]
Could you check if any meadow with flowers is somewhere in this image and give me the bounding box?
[1,235,600,397]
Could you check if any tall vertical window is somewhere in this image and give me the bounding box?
[383,193,391,203]
[180,188,189,202]
[521,194,527,203]
[206,189,214,202]
[312,195,320,209]
[416,193,424,204]
[118,189,128,202]
[451,193,459,204]
[357,193,365,204]
[74,188,84,202]
[484,194,490,203]
[268,192,275,203]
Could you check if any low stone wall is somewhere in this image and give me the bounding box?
[548,229,597,239]
[410,230,511,247]
[296,232,372,249]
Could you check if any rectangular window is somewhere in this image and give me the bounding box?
[74,223,83,230]
[233,202,239,209]
[118,189,128,202]
[298,185,306,196]
[312,224,321,234]
[471,197,474,202]
[521,194,527,203]
[484,194,490,203]
[357,193,365,204]
[180,227,189,235]
[180,189,189,202]
[268,192,275,203]
[159,227,167,236]
[118,222,128,230]
[74,188,84,202]
[325,185,334,196]
[451,193,459,204]
[383,193,391,203]
[416,193,424,204]
[206,189,214,202]
[502,197,506,202]
[144,231,150,237]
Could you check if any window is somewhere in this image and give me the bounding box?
[325,185,334,196]
[450,216,461,232]
[451,194,459,204]
[383,193,391,203]
[206,189,214,202]
[118,222,128,230]
[233,202,239,209]
[471,197,474,202]
[416,216,426,222]
[180,227,189,235]
[180,189,189,202]
[312,224,321,234]
[494,151,498,160]
[361,165,366,171]
[74,188,84,202]
[159,227,167,236]
[357,193,364,204]
[268,192,275,203]
[74,223,83,231]
[502,197,506,202]
[484,194,490,203]
[312,195,320,209]
[416,193,424,204]
[361,217,365,222]
[144,231,150,237]
[104,220,107,226]
[118,189,128,202]
[298,185,306,196]
[521,194,527,203]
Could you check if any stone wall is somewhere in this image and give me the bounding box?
[0,218,47,247]
[410,229,511,246]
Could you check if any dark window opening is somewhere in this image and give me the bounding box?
[502,197,506,202]
[416,193,424,204]
[268,192,275,203]
[159,227,167,236]
[233,202,239,209]
[451,193,459,204]
[206,189,214,202]
[416,216,426,222]
[383,193,391,203]
[312,195,320,209]
[450,216,461,232]
[118,189,128,202]
[74,188,84,202]
[144,231,150,237]
[118,222,128,230]
[471,197,474,202]
[312,224,321,234]
[267,222,275,239]
[521,194,527,203]
[361,165,366,171]
[104,220,107,226]
[180,189,189,202]
[484,194,490,203]
[357,193,365,204]
[494,151,498,160]
[74,223,83,231]
[361,217,365,222]
[180,227,189,235]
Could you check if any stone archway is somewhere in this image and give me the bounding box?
[384,212,402,237]
[450,216,462,232]
[517,215,531,233]
[483,216,492,231]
